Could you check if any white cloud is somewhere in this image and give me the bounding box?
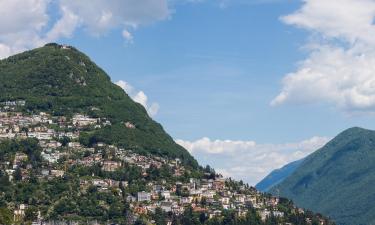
[45,5,80,42]
[0,0,50,56]
[281,0,375,44]
[115,80,160,117]
[148,103,161,117]
[133,91,149,108]
[122,29,134,42]
[0,43,12,59]
[176,136,330,185]
[0,0,171,58]
[115,80,134,94]
[58,0,170,35]
[272,0,375,113]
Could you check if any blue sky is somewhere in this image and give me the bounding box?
[62,1,313,142]
[2,0,375,184]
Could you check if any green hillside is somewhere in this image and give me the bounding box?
[271,127,375,225]
[0,44,336,225]
[256,159,304,192]
[0,43,197,167]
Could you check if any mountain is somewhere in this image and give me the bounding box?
[0,43,197,168]
[0,44,335,225]
[256,158,304,192]
[271,127,375,225]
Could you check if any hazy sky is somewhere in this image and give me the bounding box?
[2,0,375,185]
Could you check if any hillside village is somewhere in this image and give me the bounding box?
[0,100,332,225]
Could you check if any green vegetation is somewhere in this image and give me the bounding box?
[0,138,334,225]
[271,127,375,225]
[0,43,197,167]
[0,44,335,225]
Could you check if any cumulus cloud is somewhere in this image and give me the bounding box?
[58,0,170,35]
[0,0,50,57]
[272,0,375,113]
[176,136,330,185]
[0,0,171,58]
[115,80,160,117]
[45,5,80,42]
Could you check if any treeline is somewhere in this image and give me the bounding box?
[134,205,334,225]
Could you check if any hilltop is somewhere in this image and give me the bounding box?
[0,43,196,167]
[271,127,375,225]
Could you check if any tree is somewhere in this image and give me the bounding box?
[244,208,262,225]
[25,206,38,222]
[200,197,207,206]
[60,136,71,147]
[181,206,200,225]
[108,202,123,219]
[222,210,236,225]
[0,171,10,192]
[14,167,22,181]
[0,208,13,225]
[199,212,208,224]
[154,207,167,225]
[134,218,147,225]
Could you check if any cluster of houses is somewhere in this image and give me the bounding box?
[0,103,325,225]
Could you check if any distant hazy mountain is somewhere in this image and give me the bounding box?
[271,127,375,225]
[256,158,304,192]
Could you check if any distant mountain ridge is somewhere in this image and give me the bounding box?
[256,158,304,192]
[271,127,375,225]
[0,43,197,167]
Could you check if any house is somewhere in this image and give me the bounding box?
[5,169,14,181]
[160,201,173,212]
[272,211,284,218]
[137,191,151,202]
[209,210,222,219]
[96,142,106,147]
[50,170,64,177]
[41,169,49,176]
[202,190,216,199]
[0,161,10,169]
[161,190,171,199]
[47,141,62,148]
[181,197,192,204]
[235,194,246,203]
[153,185,163,193]
[124,122,135,129]
[223,204,230,210]
[14,153,28,165]
[41,152,60,163]
[172,205,184,215]
[28,132,53,140]
[14,204,27,221]
[13,125,20,133]
[72,114,97,127]
[213,180,225,190]
[260,210,271,221]
[221,197,230,205]
[126,195,136,202]
[267,197,279,207]
[68,142,81,148]
[92,179,109,188]
[102,161,121,172]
